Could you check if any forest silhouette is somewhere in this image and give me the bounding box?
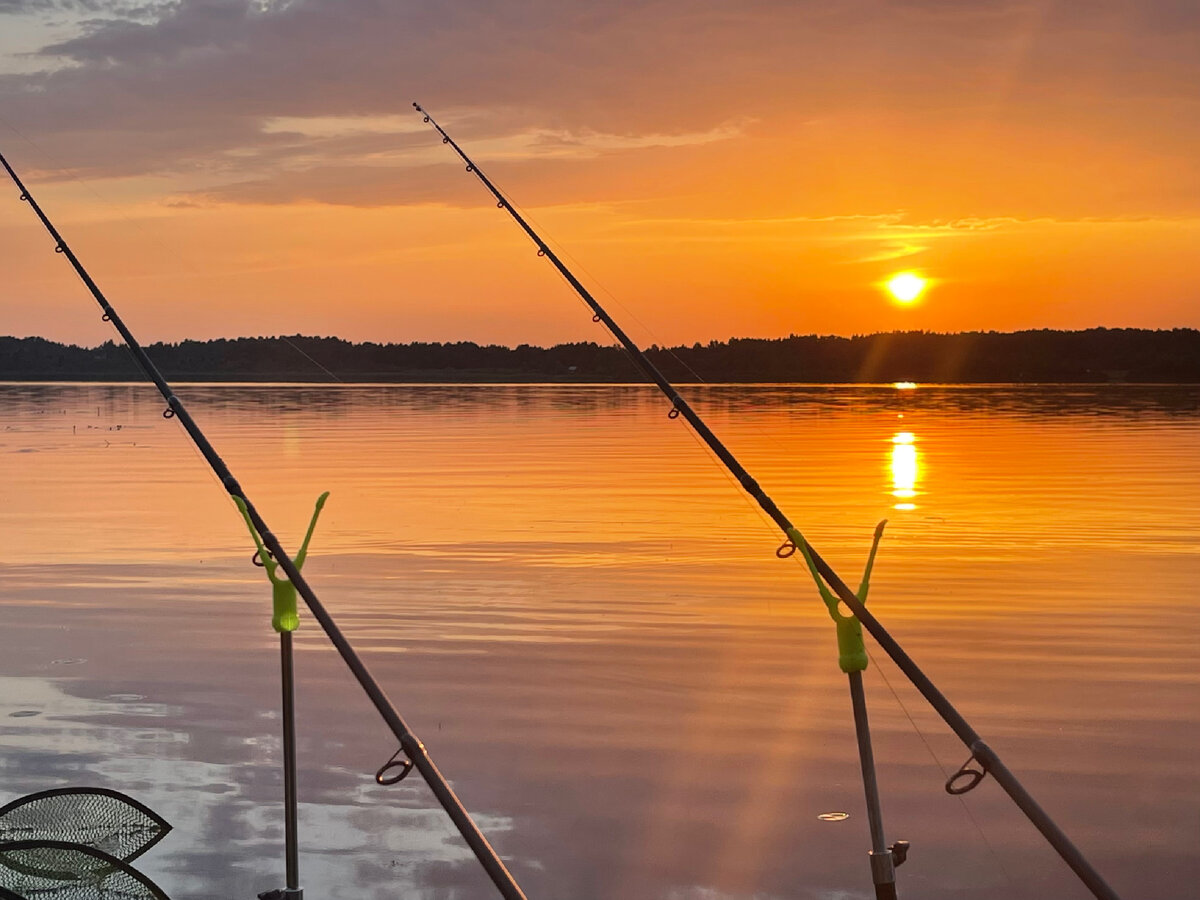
[2,328,1197,383]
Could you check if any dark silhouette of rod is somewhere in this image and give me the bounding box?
[0,149,528,900]
[413,102,1123,900]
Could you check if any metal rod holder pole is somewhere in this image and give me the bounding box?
[849,670,897,900]
[281,631,302,899]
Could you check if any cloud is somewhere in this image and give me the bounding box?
[173,162,484,208]
[0,0,1195,223]
[0,1,170,17]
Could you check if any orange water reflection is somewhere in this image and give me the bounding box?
[2,383,1199,900]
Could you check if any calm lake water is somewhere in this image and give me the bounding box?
[1,382,1197,900]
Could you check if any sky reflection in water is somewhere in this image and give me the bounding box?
[0,383,1197,900]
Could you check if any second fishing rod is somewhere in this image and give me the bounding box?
[413,101,1123,900]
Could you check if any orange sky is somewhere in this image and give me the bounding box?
[0,1,1196,348]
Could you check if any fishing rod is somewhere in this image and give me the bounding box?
[0,150,529,900]
[413,102,1124,900]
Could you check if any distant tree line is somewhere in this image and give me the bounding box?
[1,328,1197,383]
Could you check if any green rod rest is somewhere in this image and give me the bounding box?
[234,492,329,633]
[789,520,886,673]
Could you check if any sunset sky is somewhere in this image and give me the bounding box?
[0,0,1196,348]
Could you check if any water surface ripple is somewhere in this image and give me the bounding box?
[1,383,1196,900]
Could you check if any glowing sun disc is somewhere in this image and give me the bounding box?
[887,273,926,303]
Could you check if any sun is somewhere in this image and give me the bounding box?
[886,272,927,304]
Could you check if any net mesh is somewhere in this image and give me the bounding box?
[0,841,168,899]
[0,790,168,863]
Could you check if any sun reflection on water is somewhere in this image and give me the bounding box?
[891,431,919,510]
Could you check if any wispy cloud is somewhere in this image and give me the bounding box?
[0,0,1195,220]
[0,1,172,19]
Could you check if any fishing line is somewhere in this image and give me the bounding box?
[522,212,715,387]
[533,219,716,387]
[414,101,1124,900]
[499,189,658,347]
[669,402,807,566]
[0,149,529,900]
[488,159,715,387]
[278,335,344,383]
[471,123,877,528]
[864,643,1018,891]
